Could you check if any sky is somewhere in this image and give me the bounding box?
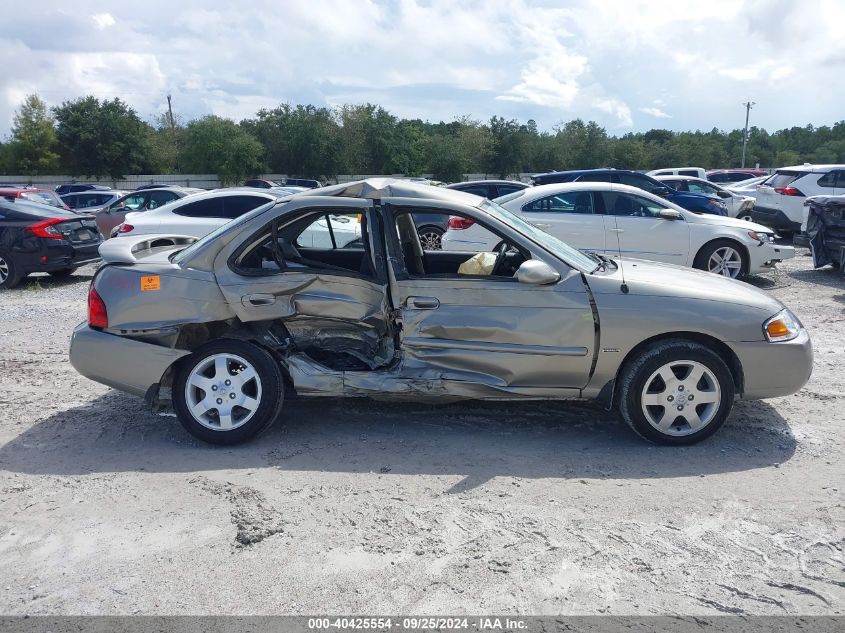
[1,0,843,138]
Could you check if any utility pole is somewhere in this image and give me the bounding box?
[741,101,755,168]
[166,94,179,171]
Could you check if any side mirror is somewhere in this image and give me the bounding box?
[717,191,731,199]
[658,209,682,221]
[516,259,561,285]
[652,185,672,197]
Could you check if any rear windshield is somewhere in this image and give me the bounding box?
[494,189,528,204]
[764,171,801,188]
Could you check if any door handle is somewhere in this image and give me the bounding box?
[242,293,276,307]
[608,228,624,233]
[407,296,440,310]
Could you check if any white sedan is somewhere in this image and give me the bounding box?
[441,182,794,279]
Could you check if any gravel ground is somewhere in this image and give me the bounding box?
[0,251,843,616]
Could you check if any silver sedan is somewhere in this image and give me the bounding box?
[69,179,812,446]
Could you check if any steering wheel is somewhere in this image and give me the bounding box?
[490,241,510,277]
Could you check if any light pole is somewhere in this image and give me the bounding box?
[741,101,755,168]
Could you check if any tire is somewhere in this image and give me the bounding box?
[172,339,284,445]
[617,339,735,445]
[48,267,78,278]
[417,226,444,251]
[693,239,747,279]
[0,251,23,290]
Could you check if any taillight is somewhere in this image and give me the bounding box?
[88,285,108,329]
[774,186,804,196]
[447,216,475,230]
[28,218,65,239]
[118,223,134,234]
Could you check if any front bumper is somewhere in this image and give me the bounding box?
[69,323,189,398]
[746,240,796,274]
[728,329,813,400]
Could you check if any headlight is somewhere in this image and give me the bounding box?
[747,231,773,242]
[763,309,801,342]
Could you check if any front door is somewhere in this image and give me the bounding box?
[600,189,690,266]
[382,201,595,390]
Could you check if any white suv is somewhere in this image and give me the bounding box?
[752,164,845,234]
[442,182,794,279]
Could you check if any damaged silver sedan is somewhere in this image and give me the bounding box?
[69,179,813,446]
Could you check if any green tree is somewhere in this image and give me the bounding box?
[53,96,154,178]
[180,115,264,185]
[9,94,59,175]
[775,149,800,166]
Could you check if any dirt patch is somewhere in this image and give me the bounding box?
[0,255,843,615]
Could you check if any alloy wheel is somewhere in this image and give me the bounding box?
[184,353,262,431]
[707,246,742,278]
[418,230,443,250]
[0,256,8,285]
[640,360,721,436]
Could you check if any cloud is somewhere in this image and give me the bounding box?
[640,107,671,118]
[0,0,843,137]
[91,12,114,30]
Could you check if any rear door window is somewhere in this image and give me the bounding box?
[523,191,595,214]
[495,184,524,197]
[615,172,661,193]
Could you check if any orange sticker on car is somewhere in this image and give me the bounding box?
[140,275,161,291]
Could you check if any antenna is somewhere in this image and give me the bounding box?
[611,210,629,294]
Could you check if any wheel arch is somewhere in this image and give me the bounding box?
[693,236,750,276]
[146,322,297,411]
[599,331,744,408]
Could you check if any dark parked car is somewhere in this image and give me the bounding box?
[706,169,769,184]
[0,199,102,289]
[135,183,175,190]
[284,178,321,189]
[445,179,529,199]
[54,183,112,196]
[243,179,283,189]
[0,187,72,211]
[531,170,728,216]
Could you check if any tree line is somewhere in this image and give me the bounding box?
[3,93,845,185]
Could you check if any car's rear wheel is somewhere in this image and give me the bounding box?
[48,267,78,278]
[694,239,747,279]
[0,252,23,290]
[617,339,735,445]
[417,226,444,250]
[173,340,284,445]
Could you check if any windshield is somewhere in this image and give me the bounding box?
[480,199,598,271]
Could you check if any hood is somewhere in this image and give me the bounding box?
[593,257,783,314]
[669,190,719,202]
[685,212,771,232]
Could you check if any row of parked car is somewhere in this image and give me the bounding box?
[2,165,842,289]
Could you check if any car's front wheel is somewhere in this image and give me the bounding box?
[694,239,747,279]
[173,340,284,445]
[617,339,735,445]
